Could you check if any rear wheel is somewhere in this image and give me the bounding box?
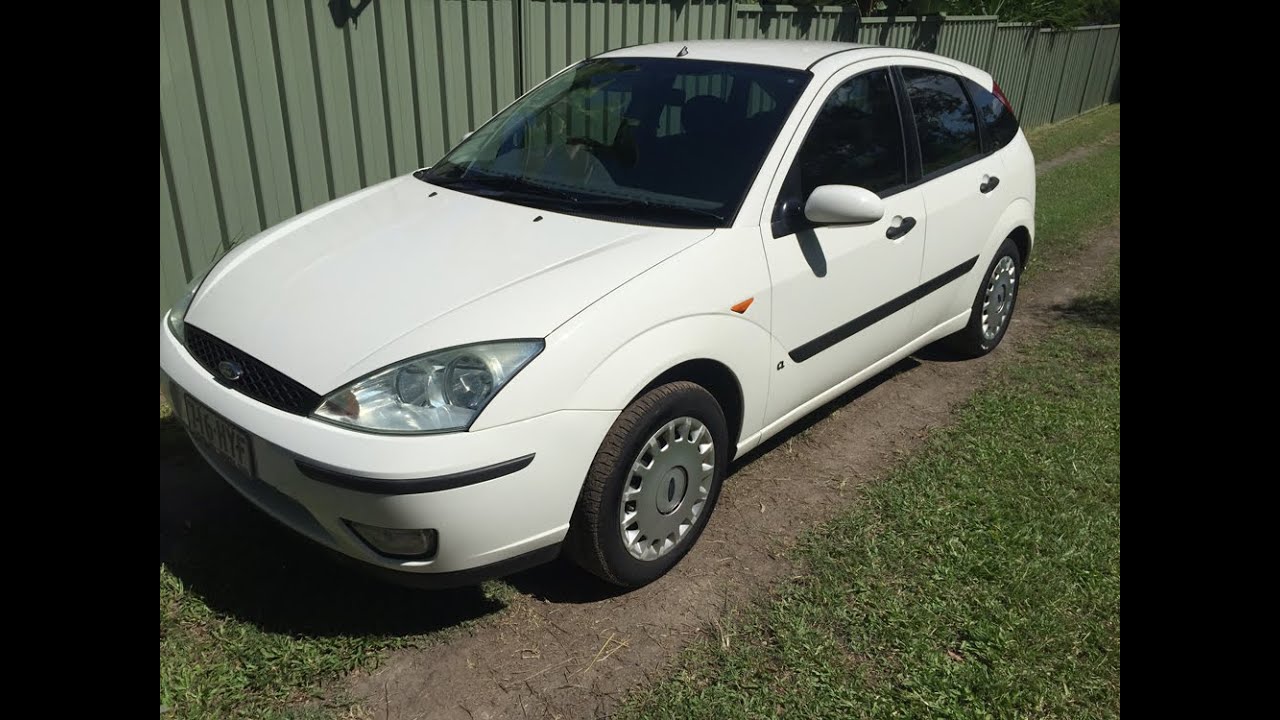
[566,381,729,587]
[943,237,1023,358]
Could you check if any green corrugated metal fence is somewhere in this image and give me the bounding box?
[1082,25,1120,113]
[523,0,735,88]
[159,0,519,313]
[159,0,1119,315]
[732,4,859,41]
[1020,29,1069,127]
[985,23,1037,114]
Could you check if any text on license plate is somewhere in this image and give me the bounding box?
[181,393,255,477]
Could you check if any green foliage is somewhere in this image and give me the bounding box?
[855,0,1120,26]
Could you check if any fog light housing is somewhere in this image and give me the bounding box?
[345,521,438,559]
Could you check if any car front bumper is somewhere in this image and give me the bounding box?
[159,320,617,584]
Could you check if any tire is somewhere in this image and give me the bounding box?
[566,381,729,587]
[942,237,1023,358]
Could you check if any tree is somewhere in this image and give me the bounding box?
[854,0,1120,26]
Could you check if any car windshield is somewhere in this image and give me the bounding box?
[419,58,811,227]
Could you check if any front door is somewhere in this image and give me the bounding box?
[761,64,926,432]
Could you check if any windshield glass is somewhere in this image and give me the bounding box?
[419,58,811,227]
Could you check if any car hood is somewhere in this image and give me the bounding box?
[185,175,713,394]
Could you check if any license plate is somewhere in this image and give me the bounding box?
[179,391,255,477]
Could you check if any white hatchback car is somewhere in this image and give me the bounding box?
[159,40,1034,588]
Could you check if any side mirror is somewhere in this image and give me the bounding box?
[804,185,885,225]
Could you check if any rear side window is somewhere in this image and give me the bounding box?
[900,68,981,175]
[965,79,1019,151]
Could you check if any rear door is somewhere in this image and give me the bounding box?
[896,64,1010,332]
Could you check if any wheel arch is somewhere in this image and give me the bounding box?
[981,198,1035,271]
[632,358,745,455]
[560,313,772,458]
[1008,224,1032,268]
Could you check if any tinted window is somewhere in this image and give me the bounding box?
[901,68,981,174]
[965,79,1019,151]
[421,58,809,228]
[774,69,904,227]
[657,73,734,137]
[656,73,781,138]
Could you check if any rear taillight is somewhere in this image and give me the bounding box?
[992,80,1014,114]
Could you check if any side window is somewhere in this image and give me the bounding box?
[773,68,905,227]
[900,68,981,174]
[965,79,1019,151]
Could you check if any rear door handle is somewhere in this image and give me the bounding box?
[885,216,916,240]
[980,176,1000,194]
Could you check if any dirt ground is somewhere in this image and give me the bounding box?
[343,223,1122,716]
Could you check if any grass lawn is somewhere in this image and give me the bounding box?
[1026,104,1120,162]
[619,130,1122,720]
[621,257,1120,720]
[1029,145,1120,278]
[160,105,1120,720]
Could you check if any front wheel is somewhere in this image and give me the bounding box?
[566,381,729,587]
[942,237,1023,358]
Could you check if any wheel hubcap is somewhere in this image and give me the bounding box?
[618,417,715,561]
[656,466,688,514]
[982,255,1018,341]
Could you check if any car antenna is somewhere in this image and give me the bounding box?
[676,45,688,57]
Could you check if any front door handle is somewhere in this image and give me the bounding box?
[885,216,916,240]
[980,176,1001,193]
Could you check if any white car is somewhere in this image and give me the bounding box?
[159,40,1034,588]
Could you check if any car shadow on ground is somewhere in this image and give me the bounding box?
[912,344,968,362]
[1054,292,1119,332]
[160,354,924,632]
[160,418,504,637]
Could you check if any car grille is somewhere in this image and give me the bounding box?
[184,324,323,415]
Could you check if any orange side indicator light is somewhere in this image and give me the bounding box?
[730,298,754,314]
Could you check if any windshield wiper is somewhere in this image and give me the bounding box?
[424,169,725,226]
[573,196,727,225]
[429,169,588,204]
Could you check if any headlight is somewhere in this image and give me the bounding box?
[165,267,212,345]
[313,340,544,434]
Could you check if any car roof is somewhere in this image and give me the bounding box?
[596,40,992,86]
[597,40,872,70]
